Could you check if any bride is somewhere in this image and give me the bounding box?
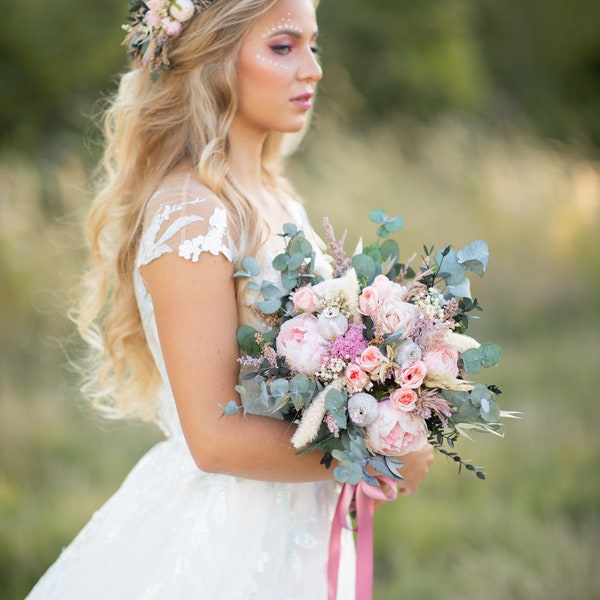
[27,0,433,597]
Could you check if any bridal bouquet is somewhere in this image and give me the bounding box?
[227,210,513,485]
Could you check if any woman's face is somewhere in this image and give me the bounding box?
[234,0,322,137]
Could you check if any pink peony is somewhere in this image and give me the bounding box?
[390,387,418,412]
[423,345,459,377]
[396,360,427,389]
[345,364,370,393]
[366,400,428,456]
[291,286,318,312]
[276,313,328,374]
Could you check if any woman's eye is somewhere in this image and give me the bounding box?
[310,46,321,56]
[270,44,292,55]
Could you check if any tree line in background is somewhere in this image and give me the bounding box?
[1,0,599,153]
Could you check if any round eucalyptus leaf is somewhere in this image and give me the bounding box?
[384,216,405,232]
[480,342,503,367]
[352,253,377,283]
[290,373,310,395]
[461,348,482,373]
[241,256,260,277]
[282,223,298,236]
[480,397,500,422]
[269,378,289,397]
[287,251,305,271]
[457,240,490,277]
[369,209,387,224]
[257,299,281,314]
[272,253,290,271]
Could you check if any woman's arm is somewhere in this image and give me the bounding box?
[141,250,433,487]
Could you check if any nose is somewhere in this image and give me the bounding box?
[298,47,323,83]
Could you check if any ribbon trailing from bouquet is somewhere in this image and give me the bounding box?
[327,475,398,600]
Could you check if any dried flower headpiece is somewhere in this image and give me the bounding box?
[122,0,218,77]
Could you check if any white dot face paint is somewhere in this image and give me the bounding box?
[234,0,321,136]
[260,12,304,39]
[254,52,289,71]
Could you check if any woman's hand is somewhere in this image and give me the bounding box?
[396,443,435,496]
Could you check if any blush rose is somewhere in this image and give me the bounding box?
[291,286,318,312]
[378,294,417,336]
[396,360,428,389]
[423,345,459,377]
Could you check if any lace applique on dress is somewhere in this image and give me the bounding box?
[178,206,232,262]
[137,195,234,269]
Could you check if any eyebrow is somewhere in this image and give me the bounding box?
[266,28,319,40]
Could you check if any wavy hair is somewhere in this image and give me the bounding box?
[78,0,312,423]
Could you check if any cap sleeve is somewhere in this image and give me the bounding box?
[137,173,237,268]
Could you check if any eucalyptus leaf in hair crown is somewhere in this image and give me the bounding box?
[122,0,218,77]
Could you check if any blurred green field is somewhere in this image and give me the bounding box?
[1,116,599,599]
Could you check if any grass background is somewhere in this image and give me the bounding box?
[1,113,599,599]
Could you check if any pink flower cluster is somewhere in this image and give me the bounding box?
[275,271,474,458]
[144,0,196,37]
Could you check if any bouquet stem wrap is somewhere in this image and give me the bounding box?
[328,476,397,600]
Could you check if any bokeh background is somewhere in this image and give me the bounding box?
[1,1,599,598]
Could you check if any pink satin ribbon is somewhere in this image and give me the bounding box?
[328,476,398,600]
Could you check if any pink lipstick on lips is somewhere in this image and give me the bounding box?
[291,92,313,110]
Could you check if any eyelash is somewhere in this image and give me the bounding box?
[269,44,321,56]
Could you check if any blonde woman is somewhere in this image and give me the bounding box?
[27,0,433,598]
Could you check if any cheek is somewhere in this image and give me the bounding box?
[254,51,291,72]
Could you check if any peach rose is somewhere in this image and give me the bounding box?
[276,313,328,374]
[291,286,318,312]
[423,345,459,377]
[366,400,428,456]
[357,346,386,374]
[345,363,371,393]
[390,387,418,412]
[359,286,380,316]
[397,360,427,389]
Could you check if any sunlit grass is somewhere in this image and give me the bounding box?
[1,115,599,599]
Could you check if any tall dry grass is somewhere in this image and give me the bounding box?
[1,116,599,599]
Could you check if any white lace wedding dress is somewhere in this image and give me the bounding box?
[27,174,355,599]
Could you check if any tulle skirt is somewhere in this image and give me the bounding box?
[27,436,355,599]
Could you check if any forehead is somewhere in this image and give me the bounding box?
[251,0,318,35]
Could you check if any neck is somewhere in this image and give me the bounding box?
[227,120,268,198]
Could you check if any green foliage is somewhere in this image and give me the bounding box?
[2,0,600,152]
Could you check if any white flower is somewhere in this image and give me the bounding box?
[312,268,361,321]
[169,0,195,22]
[347,393,379,426]
[444,331,481,354]
[291,378,345,449]
[317,307,348,340]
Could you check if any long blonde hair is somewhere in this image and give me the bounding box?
[78,0,309,422]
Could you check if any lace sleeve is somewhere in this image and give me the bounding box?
[136,173,237,269]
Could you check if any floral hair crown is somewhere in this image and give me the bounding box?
[122,0,218,77]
